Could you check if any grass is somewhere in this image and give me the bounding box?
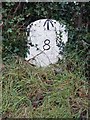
[1,56,88,118]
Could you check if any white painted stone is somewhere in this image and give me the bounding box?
[25,19,68,67]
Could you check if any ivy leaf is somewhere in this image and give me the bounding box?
[14,47,19,53]
[7,28,13,33]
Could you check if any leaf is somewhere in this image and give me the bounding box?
[14,47,19,53]
[7,28,12,33]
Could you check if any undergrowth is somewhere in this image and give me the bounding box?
[1,55,88,118]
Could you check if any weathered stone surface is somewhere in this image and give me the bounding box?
[25,19,68,67]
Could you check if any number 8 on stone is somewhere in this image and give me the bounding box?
[43,39,50,50]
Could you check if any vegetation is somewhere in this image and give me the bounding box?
[2,56,88,118]
[1,2,89,119]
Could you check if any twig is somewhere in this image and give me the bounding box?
[14,2,21,14]
[27,51,44,62]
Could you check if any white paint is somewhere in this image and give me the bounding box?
[25,19,68,67]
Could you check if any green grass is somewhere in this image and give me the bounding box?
[1,56,88,118]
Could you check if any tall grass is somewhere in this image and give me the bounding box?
[2,55,88,118]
